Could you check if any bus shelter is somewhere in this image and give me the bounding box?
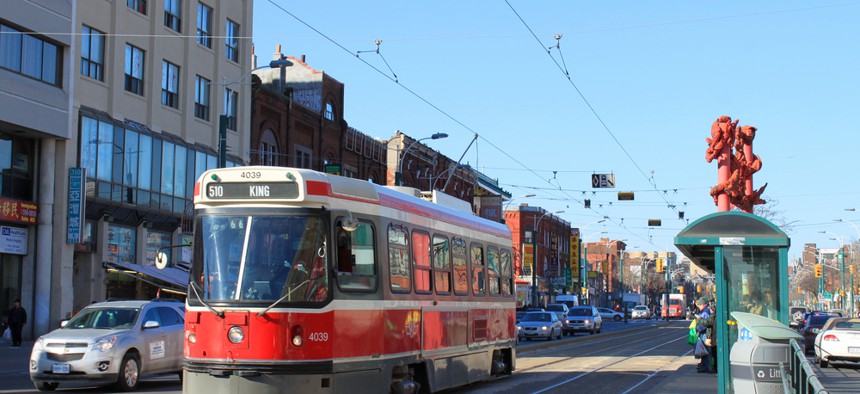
[674,211,790,394]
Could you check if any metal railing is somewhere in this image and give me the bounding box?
[786,338,829,394]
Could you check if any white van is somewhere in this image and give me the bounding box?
[555,294,579,309]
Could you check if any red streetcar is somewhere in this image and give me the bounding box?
[183,166,516,393]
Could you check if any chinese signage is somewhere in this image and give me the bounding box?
[67,167,86,243]
[0,226,28,255]
[0,197,37,224]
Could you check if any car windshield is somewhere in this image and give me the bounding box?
[633,306,647,311]
[192,214,328,303]
[834,321,860,329]
[546,305,565,312]
[522,313,552,322]
[809,315,833,326]
[569,308,591,316]
[64,307,140,330]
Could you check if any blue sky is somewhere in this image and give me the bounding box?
[252,1,860,258]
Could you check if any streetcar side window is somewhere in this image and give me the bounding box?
[432,235,451,295]
[500,249,513,296]
[412,231,431,294]
[471,243,485,296]
[452,238,468,296]
[336,218,376,292]
[487,246,500,296]
[388,224,411,293]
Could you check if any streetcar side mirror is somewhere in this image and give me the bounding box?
[341,213,359,232]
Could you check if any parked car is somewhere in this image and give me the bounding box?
[631,305,651,319]
[516,312,563,341]
[813,318,860,367]
[789,306,808,329]
[30,299,185,391]
[597,307,624,322]
[799,313,840,354]
[565,306,602,335]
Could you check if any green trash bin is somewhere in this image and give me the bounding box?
[729,312,802,394]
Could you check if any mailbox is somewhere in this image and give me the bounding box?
[729,312,801,393]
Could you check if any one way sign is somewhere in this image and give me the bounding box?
[591,173,615,188]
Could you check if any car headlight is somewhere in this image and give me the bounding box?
[33,337,45,351]
[92,336,117,352]
[516,326,522,331]
[540,325,549,331]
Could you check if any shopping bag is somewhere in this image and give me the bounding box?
[694,338,709,358]
[687,320,698,345]
[1,327,10,341]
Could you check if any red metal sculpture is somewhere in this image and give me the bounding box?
[706,116,766,213]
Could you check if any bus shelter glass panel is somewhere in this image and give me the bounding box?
[722,245,781,391]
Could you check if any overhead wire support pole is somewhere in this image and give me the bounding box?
[356,39,398,82]
[441,133,478,193]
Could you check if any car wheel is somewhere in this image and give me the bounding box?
[116,353,141,391]
[548,329,555,340]
[590,327,595,335]
[818,355,828,368]
[34,382,59,391]
[614,315,622,322]
[557,330,562,340]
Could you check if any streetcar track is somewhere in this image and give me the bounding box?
[529,334,688,394]
[620,348,693,394]
[515,324,686,375]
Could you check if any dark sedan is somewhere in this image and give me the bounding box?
[800,314,839,353]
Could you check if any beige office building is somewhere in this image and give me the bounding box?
[0,0,254,337]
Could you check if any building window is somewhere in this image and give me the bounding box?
[225,19,239,62]
[164,0,182,32]
[223,88,237,130]
[194,75,209,120]
[0,23,61,86]
[259,129,278,166]
[294,146,311,169]
[0,136,35,201]
[127,0,147,14]
[324,102,335,121]
[161,60,179,108]
[81,25,104,81]
[124,44,145,95]
[196,2,212,48]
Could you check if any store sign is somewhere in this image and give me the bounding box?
[0,197,37,224]
[0,226,28,255]
[67,167,86,244]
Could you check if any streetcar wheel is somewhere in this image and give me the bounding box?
[35,382,58,391]
[116,353,141,391]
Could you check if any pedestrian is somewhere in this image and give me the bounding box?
[7,298,27,347]
[693,297,713,373]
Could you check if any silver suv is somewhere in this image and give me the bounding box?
[29,299,185,391]
[545,303,571,335]
[565,306,603,335]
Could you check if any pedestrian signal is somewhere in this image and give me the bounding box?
[815,264,822,278]
[656,258,664,272]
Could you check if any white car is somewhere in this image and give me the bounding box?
[631,305,651,319]
[813,317,860,368]
[598,307,625,322]
[30,299,185,391]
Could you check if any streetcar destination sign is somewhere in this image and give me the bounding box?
[206,182,299,199]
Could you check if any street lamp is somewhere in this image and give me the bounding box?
[504,193,536,211]
[531,209,564,307]
[217,58,294,168]
[821,230,847,309]
[395,133,448,186]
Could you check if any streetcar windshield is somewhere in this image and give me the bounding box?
[192,215,328,303]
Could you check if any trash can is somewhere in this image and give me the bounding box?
[729,312,802,394]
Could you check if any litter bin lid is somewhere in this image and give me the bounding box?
[731,312,802,340]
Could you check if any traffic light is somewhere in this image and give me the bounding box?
[797,286,802,293]
[678,286,684,294]
[815,264,822,278]
[851,265,855,275]
[697,285,702,293]
[656,258,664,272]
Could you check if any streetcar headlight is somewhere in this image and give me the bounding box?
[228,326,245,344]
[186,330,197,344]
[291,325,304,347]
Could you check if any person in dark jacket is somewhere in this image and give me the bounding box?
[8,298,27,347]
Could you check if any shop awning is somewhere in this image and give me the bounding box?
[103,261,189,293]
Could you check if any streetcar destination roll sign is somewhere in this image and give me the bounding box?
[206,182,299,199]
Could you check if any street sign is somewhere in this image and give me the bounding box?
[823,292,832,300]
[591,173,615,188]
